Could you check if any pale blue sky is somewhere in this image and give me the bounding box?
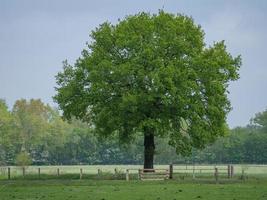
[0,0,267,127]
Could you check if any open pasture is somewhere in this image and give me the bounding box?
[1,165,267,200]
[0,179,267,200]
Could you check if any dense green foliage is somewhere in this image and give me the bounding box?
[1,179,267,200]
[0,99,143,165]
[15,151,32,167]
[1,98,267,165]
[54,11,241,168]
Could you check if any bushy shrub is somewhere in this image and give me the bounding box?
[15,152,32,167]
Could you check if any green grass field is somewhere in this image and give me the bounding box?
[1,179,267,200]
[1,165,267,200]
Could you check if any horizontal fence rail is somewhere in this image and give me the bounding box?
[139,169,170,181]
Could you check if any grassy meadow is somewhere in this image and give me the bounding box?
[1,165,267,200]
[1,179,267,200]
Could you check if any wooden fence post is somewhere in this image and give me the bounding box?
[169,164,173,179]
[214,167,219,184]
[22,167,25,178]
[192,165,195,180]
[57,168,60,176]
[126,169,129,181]
[138,169,141,180]
[227,165,231,178]
[230,165,234,178]
[8,167,10,180]
[98,169,101,177]
[80,168,83,180]
[38,168,41,179]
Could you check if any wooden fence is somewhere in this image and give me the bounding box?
[0,164,237,182]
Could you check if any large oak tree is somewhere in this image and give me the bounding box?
[54,11,241,169]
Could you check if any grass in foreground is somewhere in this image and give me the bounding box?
[0,179,267,200]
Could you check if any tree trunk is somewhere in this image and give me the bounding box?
[144,128,155,170]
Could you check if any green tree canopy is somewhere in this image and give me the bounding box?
[0,99,13,140]
[54,11,241,168]
[0,99,15,165]
[253,108,267,133]
[12,99,52,152]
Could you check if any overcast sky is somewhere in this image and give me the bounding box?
[0,0,267,128]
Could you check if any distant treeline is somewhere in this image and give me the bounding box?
[0,99,267,165]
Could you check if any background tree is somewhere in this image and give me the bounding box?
[252,108,267,133]
[12,99,51,153]
[0,99,18,165]
[1,98,267,165]
[54,11,241,169]
[0,99,33,167]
